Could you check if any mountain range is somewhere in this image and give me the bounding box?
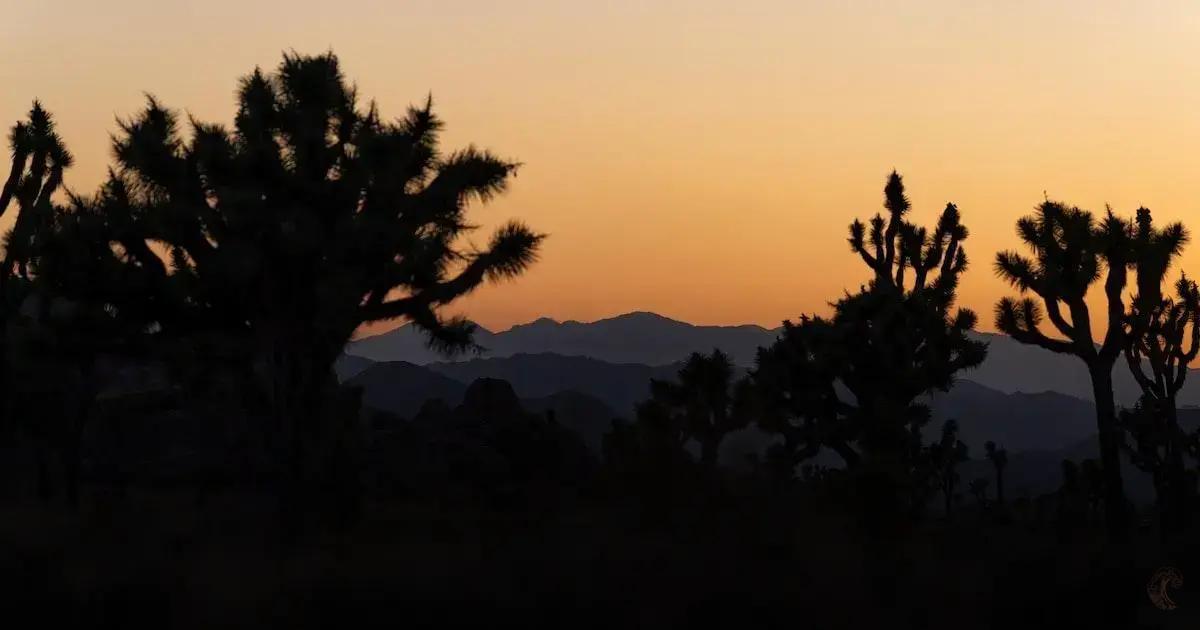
[347,353,1100,457]
[340,311,1200,505]
[347,311,1200,406]
[343,353,1174,502]
[348,311,776,369]
[346,359,621,456]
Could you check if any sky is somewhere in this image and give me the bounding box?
[5,1,1200,336]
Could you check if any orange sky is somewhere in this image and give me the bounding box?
[5,1,1200,336]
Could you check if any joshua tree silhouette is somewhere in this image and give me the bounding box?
[0,103,100,505]
[0,102,183,507]
[94,52,544,526]
[755,172,986,520]
[995,201,1138,540]
[1120,207,1196,535]
[0,102,72,280]
[648,349,752,472]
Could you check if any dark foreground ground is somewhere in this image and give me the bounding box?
[2,487,1200,630]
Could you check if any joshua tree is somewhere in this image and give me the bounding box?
[0,103,180,508]
[995,201,1136,540]
[648,349,751,472]
[0,102,73,281]
[985,441,1008,506]
[927,420,969,518]
[1120,208,1196,534]
[0,103,86,503]
[97,52,544,520]
[0,103,73,362]
[754,172,986,519]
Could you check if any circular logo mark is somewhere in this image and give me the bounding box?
[1148,566,1184,611]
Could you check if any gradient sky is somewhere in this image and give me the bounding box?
[5,1,1200,336]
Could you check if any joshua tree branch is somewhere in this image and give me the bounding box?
[1125,347,1159,400]
[1004,321,1076,355]
[1042,297,1077,341]
[1100,265,1128,362]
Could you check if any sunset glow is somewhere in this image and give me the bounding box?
[7,0,1200,334]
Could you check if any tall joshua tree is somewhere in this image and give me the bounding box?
[0,103,74,500]
[1120,207,1196,533]
[0,104,173,507]
[754,172,985,521]
[842,172,986,465]
[99,52,544,516]
[995,201,1145,540]
[649,349,751,472]
[0,102,72,281]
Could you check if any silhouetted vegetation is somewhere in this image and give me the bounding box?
[752,172,986,536]
[74,53,541,532]
[995,201,1142,539]
[645,349,751,471]
[4,54,1200,628]
[1120,209,1200,538]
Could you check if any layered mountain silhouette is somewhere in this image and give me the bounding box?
[427,354,700,417]
[346,358,623,455]
[348,312,1200,406]
[962,331,1156,406]
[348,311,777,367]
[348,361,469,420]
[346,350,1124,459]
[954,413,1200,504]
[925,380,1097,454]
[342,311,1200,504]
[341,352,1144,502]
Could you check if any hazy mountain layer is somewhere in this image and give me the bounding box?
[349,312,1197,405]
[348,311,777,367]
[350,352,1113,456]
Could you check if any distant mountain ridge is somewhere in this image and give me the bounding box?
[341,314,1200,509]
[348,311,778,367]
[346,311,1200,406]
[349,352,1107,457]
[349,353,691,420]
[346,358,622,455]
[344,352,1157,505]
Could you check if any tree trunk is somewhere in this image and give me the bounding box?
[273,340,342,542]
[1165,401,1188,535]
[1089,363,1129,541]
